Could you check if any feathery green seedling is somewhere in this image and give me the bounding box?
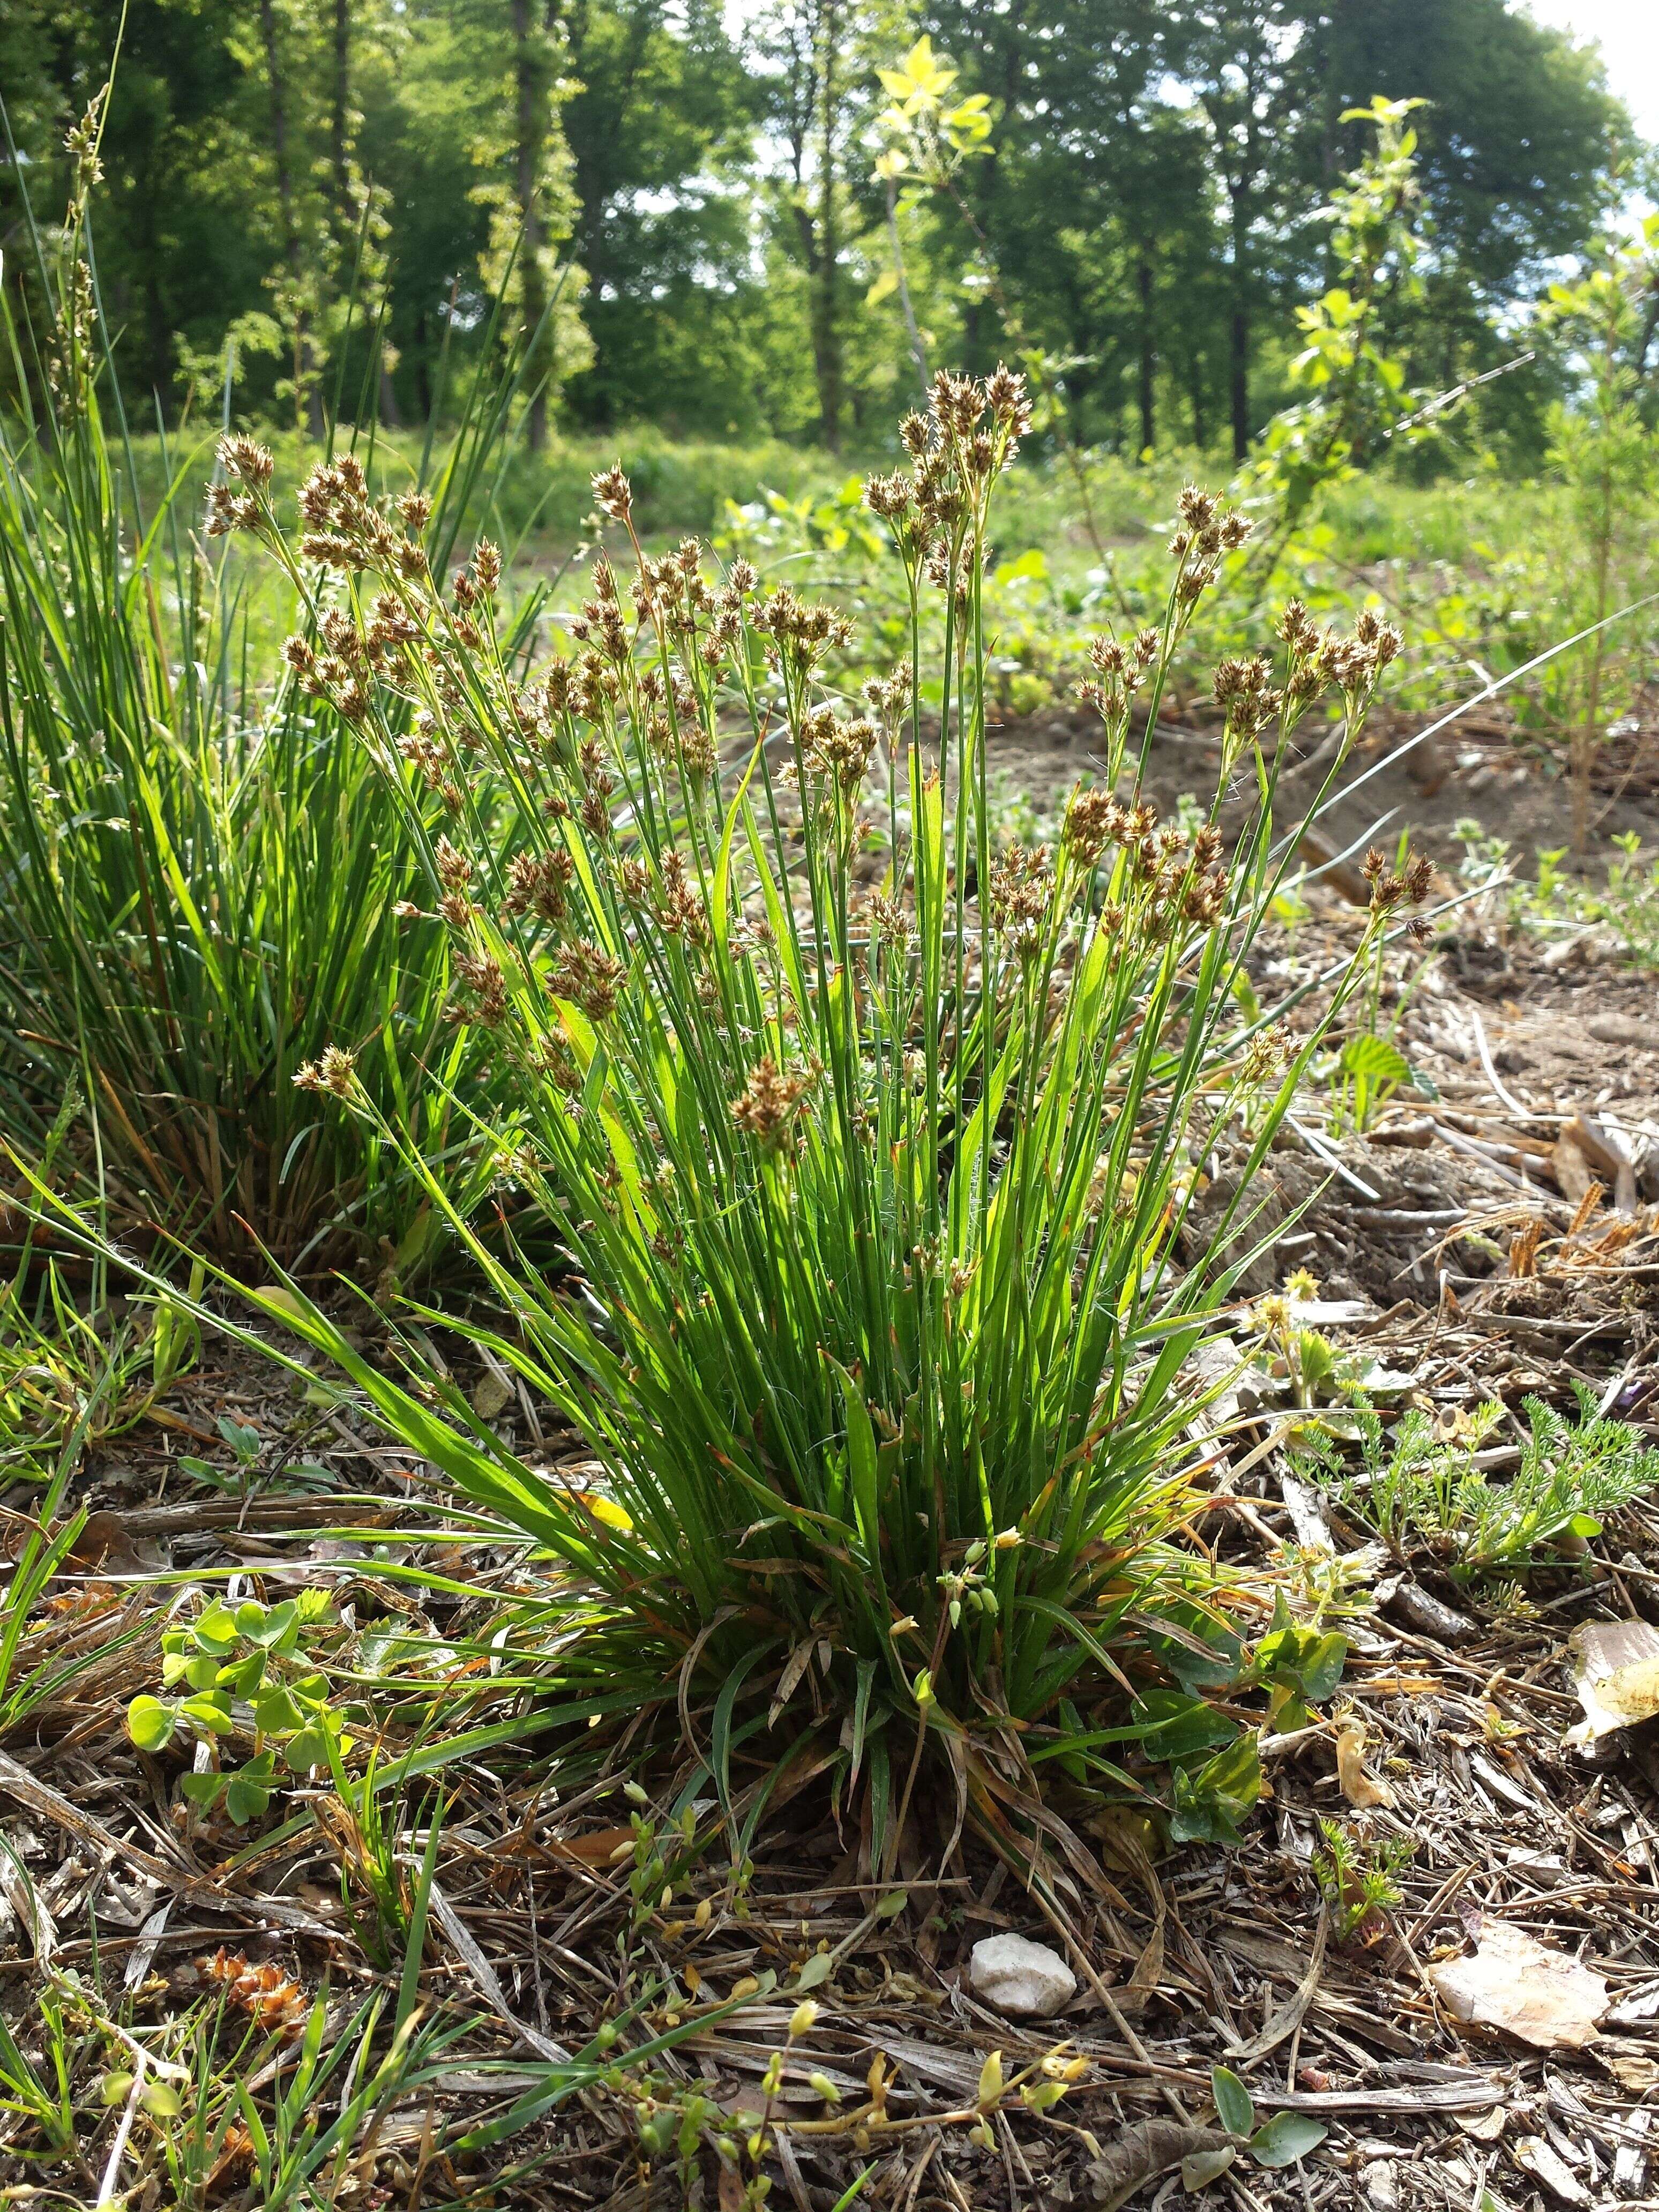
[1311,1817,1413,1943]
[108,369,1429,1865]
[1328,1389,1659,1583]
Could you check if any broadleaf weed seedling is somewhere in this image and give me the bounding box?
[126,1589,347,1828]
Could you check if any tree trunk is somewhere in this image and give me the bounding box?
[1228,166,1252,464]
[331,0,352,219]
[259,0,322,437]
[811,0,843,451]
[513,0,549,453]
[1230,294,1249,463]
[1136,255,1155,456]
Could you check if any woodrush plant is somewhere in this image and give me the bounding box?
[0,118,510,1267]
[189,369,1424,1860]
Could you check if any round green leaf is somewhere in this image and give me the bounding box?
[127,1695,176,1753]
[179,1692,233,1735]
[1249,2112,1328,2169]
[225,1769,274,1825]
[1181,2146,1238,2191]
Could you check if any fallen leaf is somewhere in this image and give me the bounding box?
[1334,1715,1395,1809]
[1427,1918,1606,2051]
[1085,2121,1227,2211]
[1605,2052,1658,2094]
[1565,1620,1659,1749]
[65,1511,148,1575]
[548,1825,634,1866]
[1455,2105,1506,2142]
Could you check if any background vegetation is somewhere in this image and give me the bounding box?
[0,0,1641,457]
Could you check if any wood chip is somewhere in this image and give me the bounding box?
[1512,2132,1590,2206]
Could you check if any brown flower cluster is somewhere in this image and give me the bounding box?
[1241,1023,1293,1086]
[451,946,508,1026]
[1059,793,1231,933]
[864,366,1032,583]
[731,1055,815,1149]
[282,595,421,724]
[988,843,1053,961]
[1363,843,1435,936]
[1212,651,1282,743]
[1169,485,1252,608]
[552,940,626,1021]
[591,463,632,522]
[860,664,914,730]
[1078,626,1160,731]
[655,849,709,947]
[1276,597,1403,708]
[504,845,576,926]
[752,585,855,681]
[450,541,501,640]
[293,1044,358,1096]
[206,436,275,537]
[863,892,911,954]
[801,708,879,797]
[292,453,412,576]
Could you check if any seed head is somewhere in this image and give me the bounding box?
[294,1044,358,1097]
[591,464,632,522]
[731,1055,813,1149]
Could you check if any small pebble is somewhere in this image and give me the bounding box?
[968,1933,1077,2018]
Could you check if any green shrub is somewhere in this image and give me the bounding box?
[181,370,1424,1852]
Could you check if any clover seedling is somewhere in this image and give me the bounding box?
[127,1590,345,1824]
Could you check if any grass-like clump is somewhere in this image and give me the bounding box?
[0,148,511,1269]
[175,362,1440,1864]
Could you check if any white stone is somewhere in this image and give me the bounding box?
[968,1933,1077,2019]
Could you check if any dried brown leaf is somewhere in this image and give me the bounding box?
[1427,1919,1606,2051]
